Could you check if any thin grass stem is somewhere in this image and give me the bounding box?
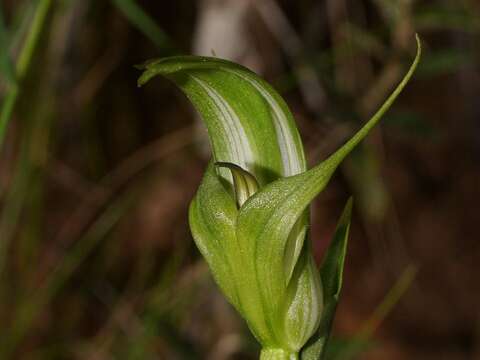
[0,0,53,148]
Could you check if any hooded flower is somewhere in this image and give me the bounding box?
[138,36,420,360]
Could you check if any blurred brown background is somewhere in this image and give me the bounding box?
[0,0,479,359]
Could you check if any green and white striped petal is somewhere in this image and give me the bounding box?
[138,56,306,185]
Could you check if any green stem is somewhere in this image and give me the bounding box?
[0,0,53,148]
[260,349,299,360]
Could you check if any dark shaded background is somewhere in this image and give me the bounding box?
[0,0,479,359]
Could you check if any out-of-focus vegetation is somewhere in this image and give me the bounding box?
[0,0,479,359]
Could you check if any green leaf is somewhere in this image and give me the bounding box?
[300,199,353,360]
[320,199,352,304]
[112,0,175,52]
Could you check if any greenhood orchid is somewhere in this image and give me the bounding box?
[138,35,421,360]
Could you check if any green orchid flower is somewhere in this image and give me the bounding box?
[138,35,421,360]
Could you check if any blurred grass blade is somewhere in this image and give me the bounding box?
[111,0,175,52]
[0,0,53,149]
[418,49,472,77]
[1,189,136,357]
[300,199,352,360]
[359,265,417,339]
[9,1,36,55]
[325,265,418,360]
[0,0,53,276]
[415,6,480,32]
[0,5,15,85]
[0,142,31,274]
